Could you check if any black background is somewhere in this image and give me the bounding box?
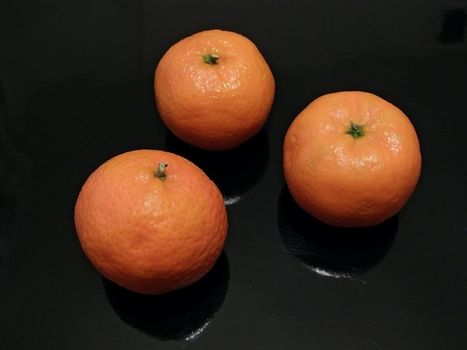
[1,0,467,349]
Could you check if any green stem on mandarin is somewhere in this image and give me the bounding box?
[203,53,219,65]
[345,122,365,139]
[155,162,168,180]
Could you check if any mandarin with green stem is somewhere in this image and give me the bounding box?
[283,91,422,227]
[155,29,275,151]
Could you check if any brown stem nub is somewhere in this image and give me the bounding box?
[155,162,168,180]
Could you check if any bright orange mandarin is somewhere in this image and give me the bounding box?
[283,91,422,227]
[74,150,228,294]
[154,29,275,151]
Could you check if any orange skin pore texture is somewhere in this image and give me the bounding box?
[155,29,275,151]
[74,150,228,294]
[283,91,422,227]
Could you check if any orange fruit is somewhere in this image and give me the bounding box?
[74,150,228,294]
[154,29,275,151]
[283,91,422,227]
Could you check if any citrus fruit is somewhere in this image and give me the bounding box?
[74,149,228,295]
[283,91,422,227]
[154,29,275,151]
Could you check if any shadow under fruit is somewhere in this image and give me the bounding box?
[103,253,230,341]
[277,187,398,278]
[164,129,269,204]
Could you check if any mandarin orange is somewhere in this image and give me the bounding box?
[154,29,275,151]
[283,91,421,227]
[74,150,228,294]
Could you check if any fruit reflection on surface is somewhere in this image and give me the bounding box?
[283,91,421,227]
[278,188,398,279]
[74,150,228,295]
[104,253,230,341]
[155,29,275,151]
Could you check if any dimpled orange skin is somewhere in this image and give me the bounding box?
[283,91,422,227]
[154,29,275,151]
[74,150,228,295]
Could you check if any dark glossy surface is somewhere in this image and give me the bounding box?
[1,0,467,349]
